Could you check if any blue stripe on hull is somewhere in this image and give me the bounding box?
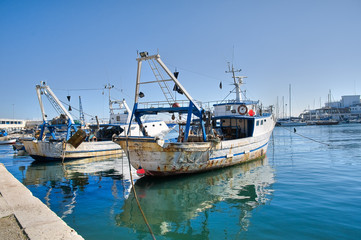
[209,142,268,161]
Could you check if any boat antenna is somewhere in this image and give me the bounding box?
[105,83,114,115]
[225,62,246,102]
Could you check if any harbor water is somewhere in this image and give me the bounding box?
[1,124,361,239]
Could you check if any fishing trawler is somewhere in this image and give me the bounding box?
[113,52,276,176]
[23,82,170,161]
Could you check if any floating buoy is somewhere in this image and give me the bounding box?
[136,167,146,177]
[249,109,255,116]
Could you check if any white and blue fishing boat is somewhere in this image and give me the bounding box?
[23,82,170,161]
[113,52,276,176]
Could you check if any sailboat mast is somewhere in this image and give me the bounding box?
[289,84,291,120]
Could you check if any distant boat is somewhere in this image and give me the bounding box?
[114,52,276,176]
[276,118,307,127]
[23,82,170,161]
[315,119,339,125]
[276,85,307,127]
[0,138,16,145]
[0,129,16,145]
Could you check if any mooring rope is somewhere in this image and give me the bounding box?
[125,137,156,240]
[279,125,331,146]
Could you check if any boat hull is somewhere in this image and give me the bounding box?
[114,129,273,176]
[23,140,123,161]
[276,121,307,127]
[0,137,16,145]
[315,121,339,125]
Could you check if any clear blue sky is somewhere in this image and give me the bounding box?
[1,0,360,121]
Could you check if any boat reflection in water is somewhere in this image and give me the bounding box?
[23,154,139,219]
[116,158,275,238]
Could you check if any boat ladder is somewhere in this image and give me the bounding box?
[147,58,175,105]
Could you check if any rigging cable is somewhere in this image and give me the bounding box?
[53,88,104,91]
[59,99,96,119]
[279,125,331,146]
[219,86,236,104]
[124,137,156,240]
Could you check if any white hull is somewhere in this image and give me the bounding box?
[115,127,273,176]
[277,121,307,127]
[0,136,16,145]
[23,140,122,161]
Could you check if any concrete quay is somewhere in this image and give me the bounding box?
[0,163,84,240]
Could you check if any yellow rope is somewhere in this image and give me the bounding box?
[125,137,156,240]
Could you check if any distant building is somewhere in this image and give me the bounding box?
[0,119,26,131]
[325,101,341,108]
[0,119,42,132]
[350,104,361,118]
[341,95,360,107]
[300,94,361,121]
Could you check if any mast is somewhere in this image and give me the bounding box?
[289,84,291,120]
[282,96,284,118]
[36,84,47,122]
[130,52,206,141]
[105,83,115,115]
[37,82,75,124]
[225,62,246,102]
[79,96,85,124]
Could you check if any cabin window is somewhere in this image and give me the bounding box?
[226,106,231,111]
[116,116,120,121]
[261,120,263,125]
[264,119,266,122]
[6,121,9,124]
[256,120,259,126]
[1,121,4,124]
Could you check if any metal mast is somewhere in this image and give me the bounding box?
[79,96,85,124]
[105,83,114,114]
[225,62,247,102]
[289,84,291,120]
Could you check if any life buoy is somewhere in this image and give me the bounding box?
[237,105,248,115]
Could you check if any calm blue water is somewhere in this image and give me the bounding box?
[1,124,361,239]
